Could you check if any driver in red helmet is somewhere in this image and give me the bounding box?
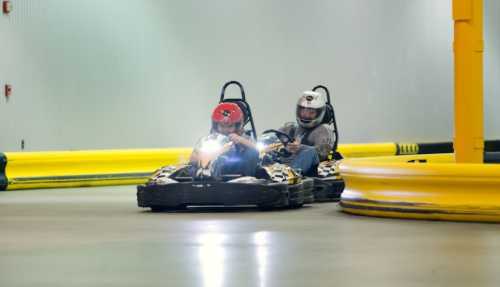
[190,102,259,177]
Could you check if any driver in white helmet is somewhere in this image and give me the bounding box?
[278,91,335,175]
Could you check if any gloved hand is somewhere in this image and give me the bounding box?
[287,140,301,154]
[229,133,255,149]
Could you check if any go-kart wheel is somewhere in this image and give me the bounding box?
[150,204,188,212]
[258,204,278,211]
[312,178,344,202]
[289,202,304,209]
[301,178,315,204]
[151,206,167,212]
[288,183,305,209]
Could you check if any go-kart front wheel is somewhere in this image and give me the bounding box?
[150,204,188,212]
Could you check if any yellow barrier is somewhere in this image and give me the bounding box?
[339,153,500,222]
[337,143,397,158]
[4,148,192,190]
[0,142,397,191]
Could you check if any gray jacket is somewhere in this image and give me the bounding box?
[279,122,335,161]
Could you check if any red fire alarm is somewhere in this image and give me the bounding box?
[5,84,12,100]
[3,0,12,15]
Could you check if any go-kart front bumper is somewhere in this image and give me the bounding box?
[137,180,305,210]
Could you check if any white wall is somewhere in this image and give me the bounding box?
[0,0,495,151]
[485,0,500,139]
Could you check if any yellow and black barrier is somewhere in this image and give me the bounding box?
[0,153,7,190]
[1,148,192,191]
[0,143,400,191]
[1,140,498,191]
[338,140,500,158]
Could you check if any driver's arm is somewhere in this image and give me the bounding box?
[189,138,203,164]
[278,122,296,139]
[310,126,335,161]
[189,150,199,164]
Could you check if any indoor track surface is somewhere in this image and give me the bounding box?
[2,186,500,287]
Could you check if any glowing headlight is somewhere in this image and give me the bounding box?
[256,142,266,152]
[200,139,223,153]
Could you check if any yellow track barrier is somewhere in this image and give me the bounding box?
[339,154,500,222]
[0,142,397,191]
[4,148,192,190]
[337,143,397,158]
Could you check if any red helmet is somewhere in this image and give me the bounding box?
[211,103,244,127]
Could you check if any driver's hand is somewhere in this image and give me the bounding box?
[287,140,301,154]
[228,133,244,144]
[229,133,256,149]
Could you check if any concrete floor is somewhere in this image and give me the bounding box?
[1,186,500,287]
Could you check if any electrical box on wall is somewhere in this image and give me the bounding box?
[2,0,12,15]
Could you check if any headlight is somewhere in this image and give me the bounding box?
[199,139,223,153]
[256,142,266,152]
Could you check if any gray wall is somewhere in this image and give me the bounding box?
[0,0,496,151]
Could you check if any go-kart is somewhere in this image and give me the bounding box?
[137,81,309,211]
[308,84,344,201]
[256,127,344,202]
[256,85,344,202]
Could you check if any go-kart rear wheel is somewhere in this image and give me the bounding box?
[288,183,305,209]
[312,178,344,202]
[289,202,304,209]
[301,178,315,204]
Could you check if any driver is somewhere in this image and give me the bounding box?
[278,91,335,175]
[190,102,259,177]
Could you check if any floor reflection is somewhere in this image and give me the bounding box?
[197,230,271,287]
[198,233,226,287]
[254,232,269,287]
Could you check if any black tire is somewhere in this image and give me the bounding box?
[258,204,277,211]
[288,183,305,208]
[150,204,188,212]
[150,206,167,212]
[289,202,304,209]
[301,178,315,204]
[313,178,344,202]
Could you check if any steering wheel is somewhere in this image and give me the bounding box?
[261,129,294,159]
[262,129,293,147]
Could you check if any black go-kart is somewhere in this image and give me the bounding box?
[137,81,310,211]
[257,85,344,202]
[257,127,343,203]
[309,84,344,201]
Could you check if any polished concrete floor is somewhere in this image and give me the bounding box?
[1,186,500,287]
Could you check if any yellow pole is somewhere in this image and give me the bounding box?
[453,0,484,163]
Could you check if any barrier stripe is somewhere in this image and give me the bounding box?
[395,140,500,156]
[0,153,6,191]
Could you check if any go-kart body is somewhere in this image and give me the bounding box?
[137,81,308,211]
[137,162,309,211]
[257,129,344,202]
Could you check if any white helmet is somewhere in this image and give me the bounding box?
[296,91,326,129]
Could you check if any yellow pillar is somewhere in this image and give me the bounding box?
[453,0,484,163]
